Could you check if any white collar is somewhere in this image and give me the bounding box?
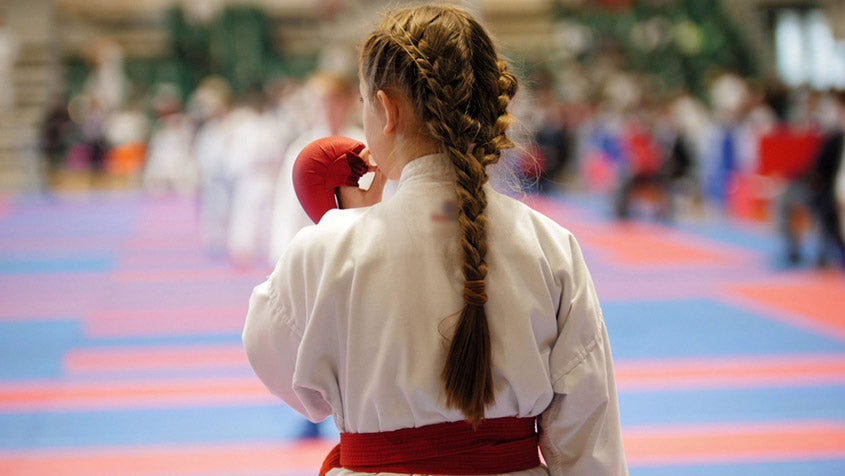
[397,153,455,188]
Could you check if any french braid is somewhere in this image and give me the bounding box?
[361,5,518,424]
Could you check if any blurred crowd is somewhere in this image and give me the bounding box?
[517,70,845,270]
[42,43,368,268]
[38,46,845,271]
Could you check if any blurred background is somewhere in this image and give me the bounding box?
[0,0,844,267]
[0,1,843,475]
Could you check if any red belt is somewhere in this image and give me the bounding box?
[320,417,540,475]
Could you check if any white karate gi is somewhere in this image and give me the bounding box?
[142,113,197,194]
[195,115,234,252]
[226,107,284,263]
[245,154,628,475]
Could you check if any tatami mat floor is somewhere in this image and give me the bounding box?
[1,190,843,475]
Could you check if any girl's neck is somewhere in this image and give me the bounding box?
[393,134,441,172]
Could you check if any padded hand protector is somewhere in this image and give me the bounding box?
[292,136,371,223]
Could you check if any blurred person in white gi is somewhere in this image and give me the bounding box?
[142,85,197,194]
[191,77,234,256]
[225,82,284,266]
[268,72,365,264]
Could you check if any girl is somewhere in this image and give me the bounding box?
[244,5,627,475]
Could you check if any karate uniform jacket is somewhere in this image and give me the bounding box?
[244,153,628,475]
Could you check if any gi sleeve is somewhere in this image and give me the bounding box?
[242,233,333,422]
[538,234,628,475]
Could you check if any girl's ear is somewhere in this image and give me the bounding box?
[376,90,399,134]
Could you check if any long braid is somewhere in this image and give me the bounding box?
[479,60,518,165]
[361,6,518,424]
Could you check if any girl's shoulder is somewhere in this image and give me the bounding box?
[281,207,370,264]
[304,201,369,232]
[485,190,587,268]
[488,190,577,239]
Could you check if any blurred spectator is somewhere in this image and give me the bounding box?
[225,81,283,266]
[583,71,673,220]
[579,78,629,197]
[105,94,150,184]
[80,97,110,176]
[191,77,233,255]
[269,72,364,264]
[642,93,697,221]
[82,38,128,114]
[837,134,845,245]
[0,12,17,112]
[531,86,573,194]
[612,105,667,220]
[667,91,711,213]
[736,81,778,175]
[60,39,130,182]
[40,94,73,184]
[142,84,197,194]
[768,86,826,266]
[806,89,845,268]
[265,77,308,141]
[703,72,749,208]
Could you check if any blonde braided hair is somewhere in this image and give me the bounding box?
[361,5,518,424]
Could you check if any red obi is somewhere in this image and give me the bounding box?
[320,417,540,475]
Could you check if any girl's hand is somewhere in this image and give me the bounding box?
[337,149,387,209]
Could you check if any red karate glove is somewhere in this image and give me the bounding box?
[292,136,372,223]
